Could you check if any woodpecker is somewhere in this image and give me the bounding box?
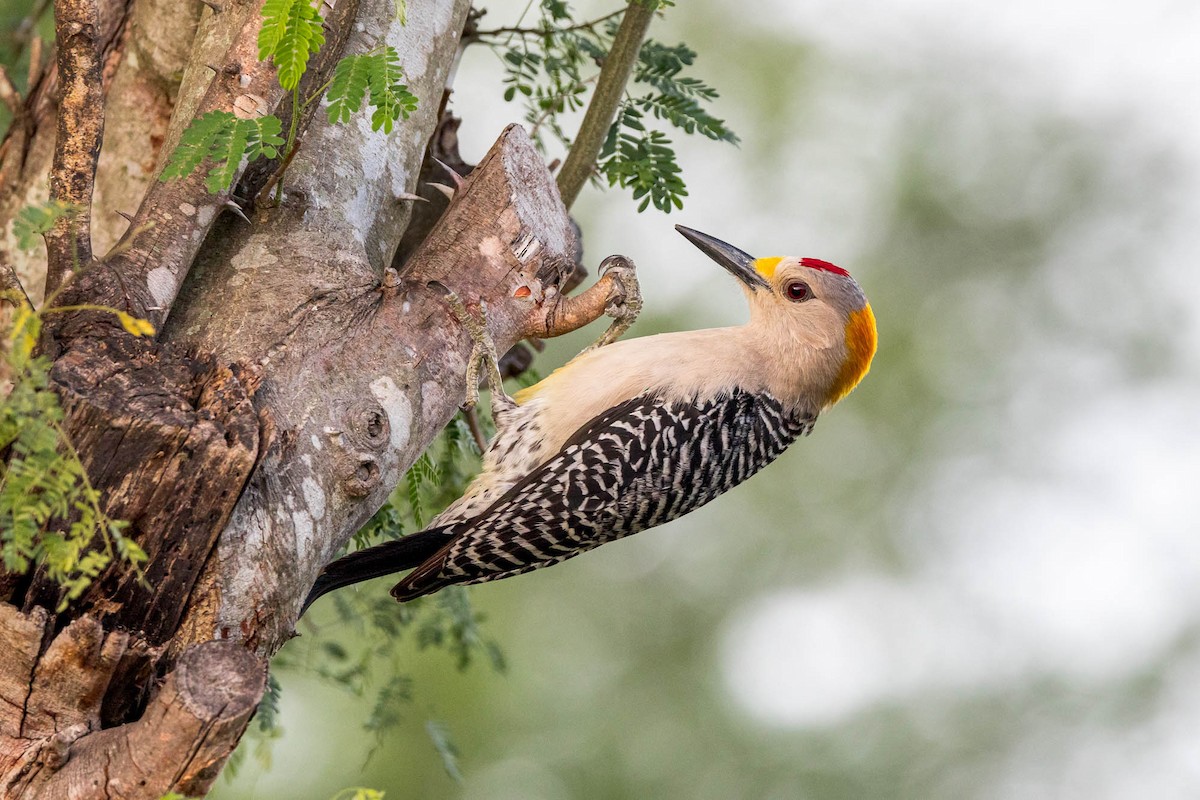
[301,225,877,613]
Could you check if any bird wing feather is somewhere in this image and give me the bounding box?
[391,389,814,601]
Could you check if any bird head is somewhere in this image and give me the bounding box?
[676,225,877,409]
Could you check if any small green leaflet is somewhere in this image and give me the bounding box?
[159,111,284,192]
[326,54,372,125]
[11,201,77,251]
[259,0,326,90]
[600,109,687,213]
[325,48,418,133]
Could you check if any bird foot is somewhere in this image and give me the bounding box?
[586,255,642,352]
[429,282,513,412]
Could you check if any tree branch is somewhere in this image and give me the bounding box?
[50,0,289,329]
[471,8,625,39]
[167,122,601,655]
[90,0,204,257]
[555,0,656,210]
[43,0,105,294]
[0,0,130,306]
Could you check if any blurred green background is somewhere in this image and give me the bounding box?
[224,1,1200,797]
[6,0,1198,796]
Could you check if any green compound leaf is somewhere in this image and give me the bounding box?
[326,48,418,132]
[326,53,373,124]
[366,47,418,133]
[159,111,231,184]
[204,114,253,193]
[486,2,735,215]
[259,0,325,91]
[636,92,737,143]
[599,121,687,213]
[633,40,738,145]
[160,111,284,193]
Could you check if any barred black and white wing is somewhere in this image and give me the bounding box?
[391,390,815,601]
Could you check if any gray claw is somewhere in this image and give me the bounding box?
[587,255,641,351]
[434,285,511,412]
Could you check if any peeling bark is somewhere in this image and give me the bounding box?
[23,338,259,642]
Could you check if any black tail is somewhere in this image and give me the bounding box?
[300,528,453,616]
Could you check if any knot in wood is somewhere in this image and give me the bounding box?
[175,641,265,720]
[348,402,390,450]
[339,455,380,497]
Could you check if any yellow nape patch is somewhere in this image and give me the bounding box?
[754,257,783,281]
[826,303,878,406]
[514,378,545,405]
[514,360,573,405]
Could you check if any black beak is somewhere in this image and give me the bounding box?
[675,225,771,291]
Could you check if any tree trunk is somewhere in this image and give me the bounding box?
[0,0,626,795]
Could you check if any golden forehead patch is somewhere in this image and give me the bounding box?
[753,257,783,280]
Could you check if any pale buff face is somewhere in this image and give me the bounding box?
[744,258,868,349]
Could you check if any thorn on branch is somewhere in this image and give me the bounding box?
[431,157,466,190]
[395,192,428,203]
[197,0,224,11]
[114,210,135,223]
[223,201,251,224]
[427,182,455,201]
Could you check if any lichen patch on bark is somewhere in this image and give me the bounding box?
[369,376,413,451]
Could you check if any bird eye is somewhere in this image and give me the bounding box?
[785,281,811,302]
